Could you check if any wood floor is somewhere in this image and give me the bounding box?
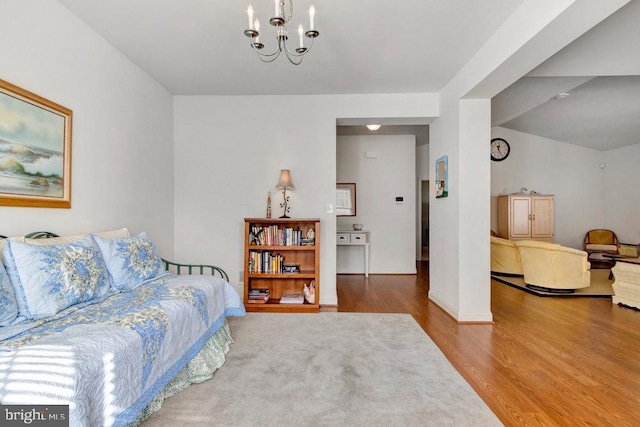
[337,262,640,426]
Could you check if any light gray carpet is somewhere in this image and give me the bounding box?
[142,313,501,426]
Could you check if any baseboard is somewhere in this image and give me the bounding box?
[319,304,339,312]
[428,291,494,323]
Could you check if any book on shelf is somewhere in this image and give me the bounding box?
[279,293,305,304]
[247,288,270,303]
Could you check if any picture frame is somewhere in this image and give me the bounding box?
[0,79,72,208]
[435,155,448,199]
[336,182,356,216]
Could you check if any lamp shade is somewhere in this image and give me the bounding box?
[276,169,295,189]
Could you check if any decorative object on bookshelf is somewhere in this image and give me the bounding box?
[301,224,315,246]
[276,169,294,218]
[303,279,315,304]
[283,264,300,273]
[266,191,272,218]
[244,218,320,313]
[280,293,305,304]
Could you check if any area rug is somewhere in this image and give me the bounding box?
[142,313,501,426]
[492,269,613,297]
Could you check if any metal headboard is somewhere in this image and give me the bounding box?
[25,231,60,239]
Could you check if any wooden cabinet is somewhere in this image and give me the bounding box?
[243,218,320,313]
[497,195,554,242]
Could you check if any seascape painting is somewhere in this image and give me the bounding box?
[0,79,72,208]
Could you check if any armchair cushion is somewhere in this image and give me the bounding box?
[585,244,618,252]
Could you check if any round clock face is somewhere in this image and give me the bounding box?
[491,138,510,161]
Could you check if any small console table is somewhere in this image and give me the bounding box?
[337,230,370,277]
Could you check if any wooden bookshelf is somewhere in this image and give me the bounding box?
[243,218,320,313]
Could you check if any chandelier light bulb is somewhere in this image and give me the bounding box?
[247,4,254,29]
[309,5,315,30]
[255,19,260,42]
[274,0,280,17]
[298,24,304,48]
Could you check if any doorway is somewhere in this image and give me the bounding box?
[420,180,429,261]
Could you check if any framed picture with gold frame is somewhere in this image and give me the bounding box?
[0,79,72,208]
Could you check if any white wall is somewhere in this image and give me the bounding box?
[604,143,640,244]
[0,0,175,255]
[491,127,605,249]
[173,94,438,306]
[336,135,416,274]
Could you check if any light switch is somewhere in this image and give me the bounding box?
[327,203,334,214]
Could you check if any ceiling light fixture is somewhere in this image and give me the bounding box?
[551,92,571,101]
[244,1,319,65]
[366,124,382,131]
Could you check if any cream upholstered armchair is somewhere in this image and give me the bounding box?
[490,236,524,276]
[515,240,591,292]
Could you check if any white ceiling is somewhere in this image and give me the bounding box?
[58,0,525,95]
[57,0,640,150]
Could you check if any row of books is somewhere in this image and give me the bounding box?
[248,251,285,274]
[247,288,270,304]
[249,225,304,246]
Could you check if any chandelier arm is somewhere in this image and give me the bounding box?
[250,40,281,58]
[257,51,282,63]
[281,36,315,58]
[283,48,304,65]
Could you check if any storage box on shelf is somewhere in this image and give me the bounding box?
[243,218,320,313]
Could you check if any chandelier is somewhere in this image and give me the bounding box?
[244,0,319,65]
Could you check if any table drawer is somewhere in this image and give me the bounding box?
[350,233,367,243]
[337,233,350,243]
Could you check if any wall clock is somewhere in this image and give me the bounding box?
[490,138,510,162]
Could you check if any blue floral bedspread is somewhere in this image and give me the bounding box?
[0,273,245,427]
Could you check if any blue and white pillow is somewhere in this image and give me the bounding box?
[6,236,112,320]
[0,261,18,326]
[92,232,165,291]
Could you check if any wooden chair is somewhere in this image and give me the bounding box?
[584,229,619,269]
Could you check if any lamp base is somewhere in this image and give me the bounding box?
[279,215,290,219]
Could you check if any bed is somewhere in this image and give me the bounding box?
[0,229,245,426]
